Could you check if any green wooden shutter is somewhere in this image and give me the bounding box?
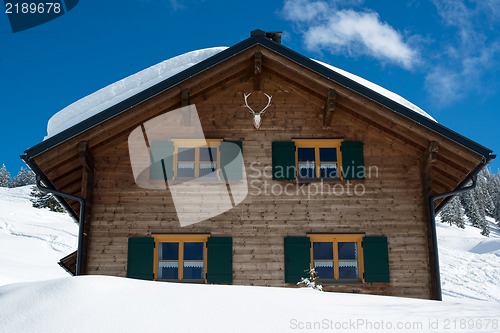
[284,236,310,283]
[220,141,243,181]
[341,141,365,180]
[150,141,174,180]
[362,236,390,283]
[207,237,232,284]
[127,237,154,280]
[272,141,296,180]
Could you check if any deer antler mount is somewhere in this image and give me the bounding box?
[243,92,272,129]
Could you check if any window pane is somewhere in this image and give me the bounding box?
[199,161,217,177]
[313,242,333,259]
[298,163,315,178]
[183,261,204,280]
[320,148,337,162]
[159,242,179,260]
[314,260,334,279]
[158,262,178,279]
[320,163,337,178]
[184,242,204,260]
[338,242,357,260]
[177,147,195,161]
[298,148,315,162]
[339,261,358,279]
[177,162,195,177]
[199,147,217,161]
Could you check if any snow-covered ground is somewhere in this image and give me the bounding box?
[0,187,499,332]
[437,220,500,302]
[0,275,499,333]
[0,186,77,285]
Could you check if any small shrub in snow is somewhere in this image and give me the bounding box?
[297,268,323,291]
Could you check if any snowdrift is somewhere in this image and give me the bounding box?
[1,275,499,333]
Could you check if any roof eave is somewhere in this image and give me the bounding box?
[23,30,494,161]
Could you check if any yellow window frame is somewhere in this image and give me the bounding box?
[152,234,210,282]
[307,233,365,282]
[293,139,343,180]
[171,139,222,180]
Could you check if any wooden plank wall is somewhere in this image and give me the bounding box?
[86,77,432,300]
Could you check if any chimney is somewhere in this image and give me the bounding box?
[251,30,282,44]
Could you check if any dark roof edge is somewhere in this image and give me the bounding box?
[20,154,79,221]
[23,30,494,160]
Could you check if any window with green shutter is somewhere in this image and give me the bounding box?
[207,237,233,284]
[127,237,154,280]
[272,140,365,182]
[362,236,390,283]
[284,236,311,283]
[285,234,389,284]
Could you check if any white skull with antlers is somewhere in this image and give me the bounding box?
[243,92,272,129]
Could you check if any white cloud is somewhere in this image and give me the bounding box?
[282,0,328,22]
[425,0,500,107]
[282,0,419,69]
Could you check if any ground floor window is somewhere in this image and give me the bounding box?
[309,234,363,282]
[153,234,209,282]
[284,234,389,284]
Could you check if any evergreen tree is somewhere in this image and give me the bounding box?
[439,196,465,228]
[0,164,11,187]
[30,186,64,212]
[490,172,500,226]
[460,191,489,236]
[475,169,494,216]
[11,167,36,187]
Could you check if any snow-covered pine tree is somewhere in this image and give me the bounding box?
[475,169,494,216]
[439,196,465,228]
[0,164,11,187]
[11,167,36,187]
[490,171,500,226]
[460,190,489,236]
[30,186,64,212]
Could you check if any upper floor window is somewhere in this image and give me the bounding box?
[272,140,365,181]
[294,139,342,180]
[172,139,222,180]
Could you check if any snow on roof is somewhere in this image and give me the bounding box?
[44,47,435,139]
[313,59,436,121]
[45,47,228,140]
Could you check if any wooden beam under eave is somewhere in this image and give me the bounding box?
[323,89,336,127]
[419,140,440,300]
[181,89,191,126]
[78,141,95,275]
[422,141,439,174]
[78,141,95,173]
[254,52,262,91]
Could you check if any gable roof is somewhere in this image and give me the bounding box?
[23,29,493,161]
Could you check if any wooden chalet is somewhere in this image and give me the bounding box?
[22,30,495,300]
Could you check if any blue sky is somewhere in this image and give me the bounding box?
[0,0,499,176]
